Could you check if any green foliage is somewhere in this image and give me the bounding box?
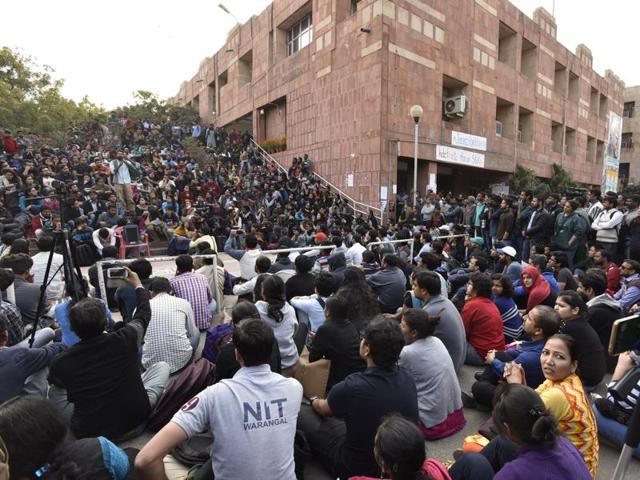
[0,47,105,140]
[510,164,539,193]
[260,136,286,154]
[110,90,198,125]
[548,163,577,192]
[510,163,576,197]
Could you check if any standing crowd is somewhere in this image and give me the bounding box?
[0,119,639,479]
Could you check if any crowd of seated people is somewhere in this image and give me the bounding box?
[1,122,640,478]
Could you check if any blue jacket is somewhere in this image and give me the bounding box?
[491,339,546,388]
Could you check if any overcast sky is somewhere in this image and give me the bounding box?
[0,0,631,109]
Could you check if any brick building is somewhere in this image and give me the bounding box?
[621,86,640,187]
[170,0,624,209]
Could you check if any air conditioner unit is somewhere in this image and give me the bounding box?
[495,121,503,137]
[517,130,523,143]
[444,95,467,117]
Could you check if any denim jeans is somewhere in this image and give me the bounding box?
[465,342,485,366]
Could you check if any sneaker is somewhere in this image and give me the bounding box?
[474,371,484,381]
[453,448,464,461]
[461,391,477,409]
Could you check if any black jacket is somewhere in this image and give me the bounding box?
[49,288,152,439]
[559,315,607,388]
[587,295,623,372]
[525,208,554,241]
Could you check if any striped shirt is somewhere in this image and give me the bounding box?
[493,295,523,343]
[537,374,599,478]
[170,272,212,330]
[142,293,196,374]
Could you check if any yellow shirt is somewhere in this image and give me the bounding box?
[536,374,599,478]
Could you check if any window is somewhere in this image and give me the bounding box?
[518,107,533,144]
[599,93,608,118]
[287,13,313,56]
[590,87,599,116]
[495,97,515,139]
[350,0,359,16]
[498,22,517,68]
[554,62,567,97]
[586,136,596,162]
[551,121,563,153]
[624,101,635,118]
[520,37,536,81]
[622,132,633,149]
[565,127,576,155]
[568,72,579,103]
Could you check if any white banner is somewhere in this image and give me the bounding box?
[436,145,485,168]
[602,111,621,193]
[451,131,487,151]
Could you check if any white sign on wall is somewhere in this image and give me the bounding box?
[436,145,485,168]
[451,131,487,151]
[346,173,354,187]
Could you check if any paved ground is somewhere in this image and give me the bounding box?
[114,253,638,479]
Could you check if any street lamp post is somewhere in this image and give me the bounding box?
[410,105,423,208]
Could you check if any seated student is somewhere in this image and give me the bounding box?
[0,267,24,346]
[0,396,135,480]
[503,334,599,477]
[308,296,366,391]
[465,305,560,409]
[0,253,51,327]
[549,251,579,291]
[554,290,606,390]
[450,384,591,480]
[214,301,281,383]
[336,267,380,333]
[361,249,380,275]
[514,254,561,297]
[298,317,418,478]
[412,270,466,373]
[577,269,623,372]
[0,313,63,404]
[232,255,272,300]
[135,318,303,480]
[490,273,523,343]
[366,254,407,314]
[48,268,171,439]
[350,415,452,480]
[256,275,299,376]
[593,351,640,459]
[399,309,465,440]
[56,279,114,347]
[114,258,153,323]
[290,272,336,333]
[142,277,199,375]
[461,273,505,366]
[285,254,316,302]
[519,265,557,312]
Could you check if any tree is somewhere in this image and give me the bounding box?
[0,47,105,141]
[110,90,198,125]
[510,164,539,193]
[548,163,576,192]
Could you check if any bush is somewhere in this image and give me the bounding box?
[260,137,286,154]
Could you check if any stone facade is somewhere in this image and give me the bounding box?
[170,0,624,208]
[621,85,640,186]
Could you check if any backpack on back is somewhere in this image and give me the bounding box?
[202,322,233,364]
[147,358,215,432]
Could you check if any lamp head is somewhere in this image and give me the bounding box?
[218,3,230,14]
[410,105,423,124]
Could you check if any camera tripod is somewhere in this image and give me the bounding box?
[28,229,85,347]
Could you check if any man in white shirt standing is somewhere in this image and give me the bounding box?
[142,278,199,375]
[109,152,134,214]
[135,318,302,480]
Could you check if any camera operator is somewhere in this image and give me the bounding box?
[594,349,640,458]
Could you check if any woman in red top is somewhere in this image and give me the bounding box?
[350,415,451,480]
[461,273,506,366]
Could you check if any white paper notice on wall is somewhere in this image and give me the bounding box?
[380,186,388,200]
[427,173,437,192]
[392,184,397,194]
[346,174,354,187]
